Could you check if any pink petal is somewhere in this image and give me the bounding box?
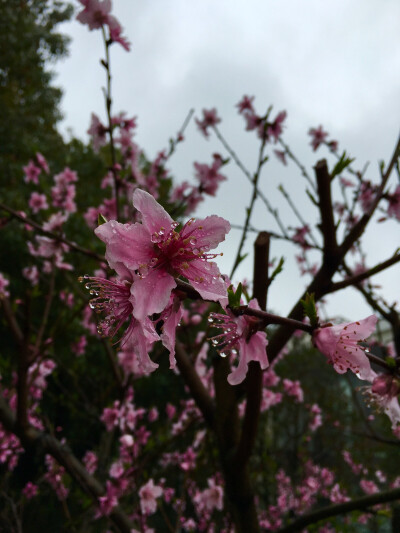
[95,220,154,271]
[181,215,230,250]
[339,315,378,341]
[160,302,184,369]
[131,269,176,320]
[181,259,228,306]
[122,318,159,374]
[227,347,250,386]
[132,189,173,236]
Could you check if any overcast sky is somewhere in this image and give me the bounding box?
[54,0,400,322]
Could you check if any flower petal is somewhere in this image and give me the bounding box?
[131,269,176,320]
[132,189,173,235]
[95,220,154,271]
[181,215,230,250]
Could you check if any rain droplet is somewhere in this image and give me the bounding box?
[208,317,214,323]
[220,352,227,358]
[189,237,197,245]
[211,339,219,346]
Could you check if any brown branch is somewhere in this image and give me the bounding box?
[0,202,104,262]
[1,297,24,346]
[340,135,400,256]
[0,396,134,533]
[326,252,400,294]
[174,341,214,427]
[232,306,314,334]
[277,486,400,533]
[236,232,269,467]
[315,159,338,260]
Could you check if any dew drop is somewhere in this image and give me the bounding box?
[189,237,197,245]
[220,352,227,358]
[208,317,214,323]
[89,302,96,309]
[211,339,219,346]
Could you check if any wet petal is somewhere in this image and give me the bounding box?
[181,215,230,249]
[131,269,176,320]
[133,189,173,236]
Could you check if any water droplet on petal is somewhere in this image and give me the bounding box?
[208,317,214,323]
[189,237,197,245]
[212,339,219,346]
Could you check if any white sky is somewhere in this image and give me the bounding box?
[54,0,400,322]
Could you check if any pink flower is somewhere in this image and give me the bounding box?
[313,315,377,380]
[195,108,221,138]
[22,482,39,499]
[80,275,160,373]
[358,181,376,213]
[193,154,226,196]
[22,265,39,286]
[387,185,400,220]
[108,15,131,51]
[23,160,41,184]
[195,479,224,512]
[36,153,49,174]
[274,149,287,165]
[236,95,255,114]
[76,0,112,30]
[29,192,48,213]
[0,272,10,298]
[95,189,230,320]
[367,371,400,430]
[209,299,269,385]
[308,125,328,151]
[82,451,98,474]
[87,113,108,152]
[267,110,287,141]
[139,479,163,515]
[282,379,304,402]
[292,225,311,249]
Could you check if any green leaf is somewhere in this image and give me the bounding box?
[269,257,285,285]
[300,292,319,327]
[235,253,248,269]
[98,213,108,226]
[306,189,318,206]
[227,283,243,308]
[331,151,355,179]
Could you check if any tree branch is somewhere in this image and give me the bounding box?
[174,341,215,427]
[0,396,134,533]
[277,486,400,533]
